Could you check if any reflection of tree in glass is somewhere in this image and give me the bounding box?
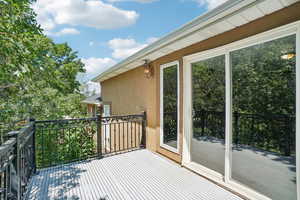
[192,55,225,140]
[163,65,178,145]
[189,35,296,156]
[232,35,296,156]
[232,35,295,116]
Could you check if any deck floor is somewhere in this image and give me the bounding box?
[26,150,242,200]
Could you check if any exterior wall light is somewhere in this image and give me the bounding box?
[143,59,153,78]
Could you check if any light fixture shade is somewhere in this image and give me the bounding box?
[143,59,153,78]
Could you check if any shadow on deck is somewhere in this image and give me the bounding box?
[25,149,242,200]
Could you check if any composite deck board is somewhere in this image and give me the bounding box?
[25,150,242,200]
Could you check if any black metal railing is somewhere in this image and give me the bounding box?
[35,117,98,169]
[100,113,146,155]
[192,109,295,156]
[0,122,36,200]
[35,112,147,169]
[0,112,147,199]
[0,137,16,200]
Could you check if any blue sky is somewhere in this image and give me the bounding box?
[32,0,227,83]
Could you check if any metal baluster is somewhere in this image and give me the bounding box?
[114,123,116,152]
[41,126,45,169]
[122,122,125,151]
[118,122,120,152]
[104,123,107,154]
[127,121,129,150]
[134,121,137,148]
[68,126,71,164]
[110,124,112,153]
[131,122,133,148]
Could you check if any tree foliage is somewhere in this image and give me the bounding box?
[0,0,87,139]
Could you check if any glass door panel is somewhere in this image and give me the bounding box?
[231,35,297,200]
[191,55,225,175]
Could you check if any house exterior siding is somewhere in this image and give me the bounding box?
[100,2,300,162]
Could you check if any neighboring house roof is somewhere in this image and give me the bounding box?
[93,0,299,82]
[81,94,102,105]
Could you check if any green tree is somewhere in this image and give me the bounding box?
[0,0,87,138]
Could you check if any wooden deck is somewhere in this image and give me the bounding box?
[25,150,242,200]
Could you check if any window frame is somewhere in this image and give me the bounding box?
[160,60,180,154]
[182,20,300,200]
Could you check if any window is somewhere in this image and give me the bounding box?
[160,61,179,153]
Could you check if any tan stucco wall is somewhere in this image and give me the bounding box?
[100,67,158,152]
[100,2,300,163]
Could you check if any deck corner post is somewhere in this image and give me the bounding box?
[29,118,37,174]
[7,130,21,200]
[140,111,147,148]
[96,113,103,158]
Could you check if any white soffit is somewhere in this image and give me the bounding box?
[94,0,299,82]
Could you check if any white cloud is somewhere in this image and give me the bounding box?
[78,37,158,81]
[108,37,159,60]
[80,81,101,96]
[107,0,156,3]
[49,28,80,36]
[195,0,228,10]
[79,57,117,81]
[32,0,139,32]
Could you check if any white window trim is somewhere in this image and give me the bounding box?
[160,61,180,154]
[183,20,300,200]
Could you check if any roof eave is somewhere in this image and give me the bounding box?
[92,0,263,82]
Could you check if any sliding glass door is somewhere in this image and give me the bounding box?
[183,24,299,200]
[160,61,179,153]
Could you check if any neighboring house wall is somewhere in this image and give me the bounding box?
[100,2,300,163]
[87,104,96,116]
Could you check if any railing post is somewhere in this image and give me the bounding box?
[7,130,20,200]
[140,111,147,148]
[30,118,37,174]
[96,113,102,157]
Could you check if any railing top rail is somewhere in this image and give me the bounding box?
[102,114,145,119]
[0,137,16,158]
[33,113,145,124]
[35,117,97,123]
[18,122,34,133]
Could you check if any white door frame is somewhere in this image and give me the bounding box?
[160,61,180,154]
[182,21,300,200]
